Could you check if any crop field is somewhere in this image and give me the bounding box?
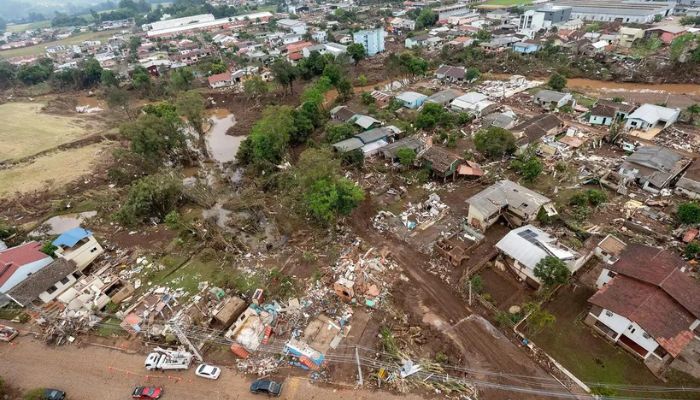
[0,102,94,162]
[0,143,110,199]
[6,20,52,32]
[0,29,122,58]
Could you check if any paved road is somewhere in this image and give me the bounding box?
[0,337,422,400]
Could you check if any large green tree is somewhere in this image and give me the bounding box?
[534,256,571,287]
[237,106,296,169]
[474,126,517,158]
[115,173,183,226]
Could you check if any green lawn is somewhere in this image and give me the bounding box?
[0,29,121,59]
[528,285,700,398]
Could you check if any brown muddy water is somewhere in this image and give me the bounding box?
[205,114,242,164]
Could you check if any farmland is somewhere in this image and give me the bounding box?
[0,102,95,162]
[0,29,122,58]
[6,20,52,33]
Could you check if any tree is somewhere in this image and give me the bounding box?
[79,57,103,88]
[685,242,700,259]
[396,148,417,167]
[548,73,567,91]
[335,77,353,101]
[243,76,269,104]
[511,153,543,182]
[306,177,365,223]
[654,14,663,23]
[237,106,296,169]
[466,67,480,82]
[686,104,700,125]
[475,29,492,42]
[325,122,357,143]
[106,87,132,118]
[17,60,53,85]
[677,202,700,224]
[415,9,438,30]
[0,62,16,89]
[534,256,571,287]
[523,302,556,334]
[176,90,205,135]
[416,103,453,130]
[169,67,194,91]
[586,189,607,206]
[271,59,298,95]
[474,126,517,158]
[100,69,118,87]
[119,113,185,161]
[131,66,152,94]
[115,173,183,226]
[360,91,375,105]
[346,43,367,65]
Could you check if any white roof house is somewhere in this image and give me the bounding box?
[625,104,680,131]
[496,225,581,287]
[451,92,494,115]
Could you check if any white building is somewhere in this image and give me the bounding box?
[277,18,308,35]
[52,228,104,271]
[625,104,680,132]
[353,28,385,56]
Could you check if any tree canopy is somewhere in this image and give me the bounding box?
[534,256,571,287]
[474,127,517,158]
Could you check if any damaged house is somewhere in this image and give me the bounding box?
[511,114,566,146]
[52,228,104,271]
[4,259,77,307]
[420,146,462,182]
[585,244,700,379]
[675,161,700,199]
[466,180,557,231]
[625,104,680,133]
[0,242,53,296]
[533,90,576,110]
[618,146,691,193]
[495,225,588,289]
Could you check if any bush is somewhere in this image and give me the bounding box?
[677,202,700,224]
[23,388,45,400]
[586,189,607,206]
[115,174,183,226]
[474,126,517,159]
[41,242,57,256]
[396,148,417,167]
[686,242,700,259]
[548,73,567,91]
[468,275,483,294]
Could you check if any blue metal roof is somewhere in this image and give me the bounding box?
[52,227,93,248]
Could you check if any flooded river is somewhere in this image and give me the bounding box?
[205,114,243,164]
[565,78,700,97]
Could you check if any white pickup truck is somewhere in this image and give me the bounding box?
[144,347,193,371]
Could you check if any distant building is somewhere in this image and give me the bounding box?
[353,28,385,56]
[618,26,644,48]
[534,4,572,24]
[552,0,675,24]
[277,18,308,35]
[435,3,472,20]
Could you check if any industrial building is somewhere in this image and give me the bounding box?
[552,0,675,23]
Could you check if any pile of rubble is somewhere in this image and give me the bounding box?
[372,193,449,233]
[332,244,399,309]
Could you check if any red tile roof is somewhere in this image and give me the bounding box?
[589,276,695,357]
[208,72,232,85]
[0,242,50,287]
[609,244,700,317]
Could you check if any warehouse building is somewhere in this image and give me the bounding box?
[553,0,675,24]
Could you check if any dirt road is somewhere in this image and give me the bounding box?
[0,336,423,400]
[350,197,576,400]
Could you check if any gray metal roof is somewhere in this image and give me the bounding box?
[467,180,552,217]
[535,90,569,103]
[356,126,394,144]
[496,225,577,275]
[332,138,364,152]
[426,88,463,105]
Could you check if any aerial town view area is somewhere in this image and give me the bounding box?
[1,0,700,399]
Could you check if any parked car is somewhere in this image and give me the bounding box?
[0,324,18,342]
[132,386,163,399]
[195,364,221,380]
[250,379,282,396]
[42,389,66,400]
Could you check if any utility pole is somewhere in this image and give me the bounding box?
[355,346,363,386]
[468,279,472,306]
[171,322,204,362]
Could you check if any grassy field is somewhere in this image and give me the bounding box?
[6,20,52,32]
[529,285,700,398]
[0,143,109,199]
[0,29,122,59]
[0,102,93,162]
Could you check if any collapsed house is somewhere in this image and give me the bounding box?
[52,228,104,271]
[625,104,680,133]
[420,146,462,182]
[4,259,77,307]
[495,225,589,289]
[466,180,557,231]
[332,126,401,157]
[618,145,691,193]
[585,244,700,378]
[511,114,566,146]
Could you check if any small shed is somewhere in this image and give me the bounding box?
[214,296,247,328]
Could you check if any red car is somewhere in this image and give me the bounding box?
[132,387,163,399]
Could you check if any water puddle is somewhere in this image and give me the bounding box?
[202,203,233,231]
[29,211,97,237]
[205,114,243,164]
